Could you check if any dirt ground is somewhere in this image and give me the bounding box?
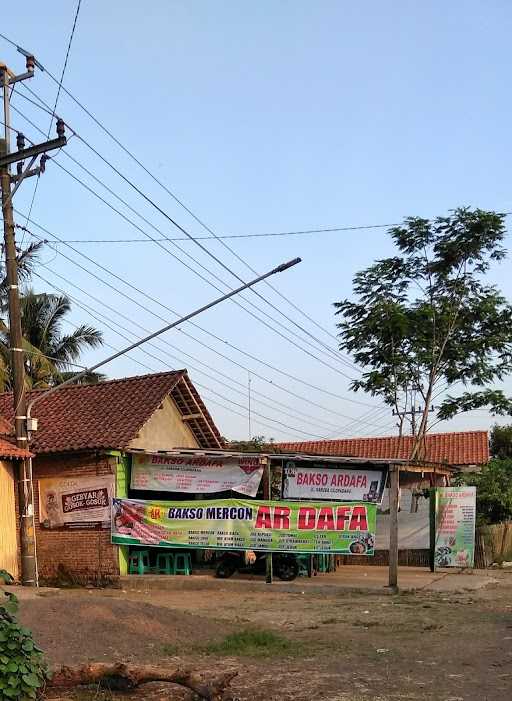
[15,571,512,701]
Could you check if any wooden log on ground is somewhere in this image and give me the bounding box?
[48,663,238,700]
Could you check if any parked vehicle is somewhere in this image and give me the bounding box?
[215,551,299,581]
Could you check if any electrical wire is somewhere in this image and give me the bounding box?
[23,0,83,237]
[33,268,357,434]
[14,212,378,410]
[34,262,389,433]
[12,102,356,377]
[36,272,335,440]
[13,222,397,243]
[13,55,361,361]
[13,84,360,373]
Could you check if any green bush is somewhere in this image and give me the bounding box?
[456,458,512,526]
[0,591,49,700]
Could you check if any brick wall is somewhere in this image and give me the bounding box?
[31,452,119,584]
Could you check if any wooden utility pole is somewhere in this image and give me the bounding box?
[388,463,400,590]
[1,56,66,585]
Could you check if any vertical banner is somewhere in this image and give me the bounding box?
[434,486,476,568]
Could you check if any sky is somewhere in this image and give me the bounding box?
[2,0,512,442]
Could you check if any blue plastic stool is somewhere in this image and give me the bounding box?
[174,553,192,575]
[128,550,150,575]
[156,553,175,574]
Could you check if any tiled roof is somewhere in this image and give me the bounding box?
[0,371,223,455]
[276,431,489,466]
[0,437,33,459]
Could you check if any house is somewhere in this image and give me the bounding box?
[0,370,223,583]
[276,431,489,472]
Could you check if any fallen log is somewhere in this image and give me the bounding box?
[48,663,238,700]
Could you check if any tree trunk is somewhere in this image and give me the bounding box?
[48,663,237,700]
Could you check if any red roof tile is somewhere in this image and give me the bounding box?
[276,431,489,466]
[0,371,222,455]
[0,437,33,459]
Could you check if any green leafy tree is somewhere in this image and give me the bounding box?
[490,423,512,459]
[18,290,104,388]
[0,590,49,700]
[335,208,512,459]
[0,290,104,390]
[225,435,278,453]
[456,458,512,526]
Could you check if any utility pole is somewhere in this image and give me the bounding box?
[1,54,67,585]
[248,371,252,440]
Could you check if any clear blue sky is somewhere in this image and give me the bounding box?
[3,0,512,441]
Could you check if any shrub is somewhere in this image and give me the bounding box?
[0,590,49,700]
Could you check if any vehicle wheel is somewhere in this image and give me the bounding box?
[215,560,236,579]
[277,558,299,581]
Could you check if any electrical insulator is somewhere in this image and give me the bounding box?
[56,118,65,138]
[40,154,49,174]
[26,56,35,73]
[16,132,26,151]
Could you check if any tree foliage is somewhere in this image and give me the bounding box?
[335,208,512,456]
[225,435,279,453]
[456,458,512,526]
[490,423,512,459]
[0,244,105,391]
[0,289,104,391]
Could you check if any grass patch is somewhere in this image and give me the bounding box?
[203,629,300,658]
[162,643,180,655]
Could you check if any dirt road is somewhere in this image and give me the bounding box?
[16,572,512,700]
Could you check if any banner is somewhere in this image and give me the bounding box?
[130,453,263,497]
[434,487,476,568]
[282,460,386,503]
[39,475,114,530]
[112,497,376,554]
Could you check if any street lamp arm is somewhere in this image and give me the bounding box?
[26,257,302,424]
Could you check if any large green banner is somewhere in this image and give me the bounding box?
[112,498,376,555]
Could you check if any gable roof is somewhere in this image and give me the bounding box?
[276,431,489,466]
[0,370,223,455]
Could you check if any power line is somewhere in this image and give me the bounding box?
[13,82,360,373]
[13,222,397,243]
[14,49,357,359]
[33,268,351,435]
[14,214,379,412]
[35,271,334,440]
[23,0,83,234]
[35,263,390,433]
[12,100,356,376]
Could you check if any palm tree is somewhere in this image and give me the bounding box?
[18,289,104,388]
[0,243,105,389]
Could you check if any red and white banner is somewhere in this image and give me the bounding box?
[130,453,264,497]
[282,461,387,503]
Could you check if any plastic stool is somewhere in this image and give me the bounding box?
[174,552,192,575]
[156,553,175,574]
[128,550,150,575]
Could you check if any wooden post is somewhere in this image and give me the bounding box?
[388,463,399,589]
[263,460,273,584]
[429,487,436,572]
